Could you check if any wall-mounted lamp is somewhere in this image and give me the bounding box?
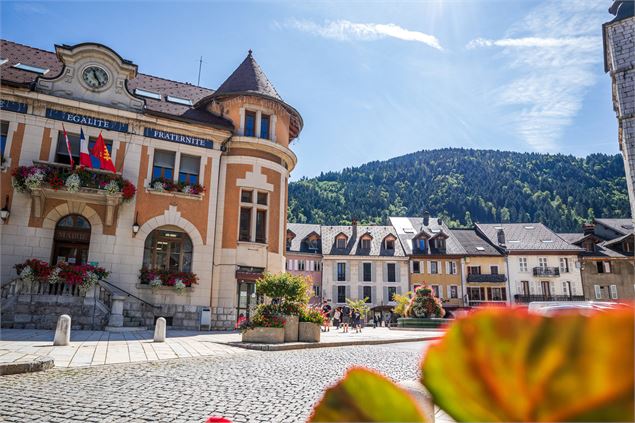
[0,195,10,223]
[132,211,140,235]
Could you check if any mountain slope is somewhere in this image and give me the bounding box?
[288,148,630,232]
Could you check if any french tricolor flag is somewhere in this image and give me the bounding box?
[79,129,92,167]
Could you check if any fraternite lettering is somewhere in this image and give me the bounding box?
[144,127,214,149]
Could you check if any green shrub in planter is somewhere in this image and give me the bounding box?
[256,272,311,305]
[299,306,326,325]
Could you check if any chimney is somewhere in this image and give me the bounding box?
[423,211,430,226]
[582,223,595,236]
[497,228,506,246]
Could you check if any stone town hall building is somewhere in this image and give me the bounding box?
[0,39,302,330]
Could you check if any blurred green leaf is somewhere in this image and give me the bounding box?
[421,308,634,422]
[309,367,426,422]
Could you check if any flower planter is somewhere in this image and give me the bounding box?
[283,314,299,342]
[242,327,284,344]
[397,317,449,329]
[298,322,321,342]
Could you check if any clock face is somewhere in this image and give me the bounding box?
[82,66,109,89]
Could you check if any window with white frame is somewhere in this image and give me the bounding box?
[387,286,397,302]
[384,238,395,250]
[244,110,257,137]
[490,265,499,275]
[152,149,175,179]
[467,266,481,275]
[538,257,548,268]
[363,262,372,282]
[447,261,457,275]
[449,285,458,299]
[238,189,268,243]
[244,109,273,140]
[519,257,528,272]
[337,262,346,281]
[594,285,602,299]
[363,286,372,303]
[610,285,618,299]
[431,285,440,298]
[336,235,347,249]
[430,261,439,274]
[313,285,320,298]
[337,286,346,303]
[360,237,371,250]
[597,261,611,274]
[1,121,9,161]
[387,263,396,282]
[298,260,305,271]
[412,261,421,274]
[559,258,570,273]
[178,154,200,185]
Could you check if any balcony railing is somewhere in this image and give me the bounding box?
[514,295,585,303]
[467,274,507,283]
[532,267,560,277]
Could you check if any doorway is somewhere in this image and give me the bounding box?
[236,281,257,320]
[52,214,91,265]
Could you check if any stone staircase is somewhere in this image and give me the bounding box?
[1,278,156,331]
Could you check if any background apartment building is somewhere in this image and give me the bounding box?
[390,214,465,309]
[285,223,322,304]
[320,224,408,311]
[476,223,584,304]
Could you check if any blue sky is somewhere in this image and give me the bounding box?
[1,0,617,179]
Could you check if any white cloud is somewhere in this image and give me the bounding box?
[466,1,605,152]
[284,19,443,50]
[466,36,599,49]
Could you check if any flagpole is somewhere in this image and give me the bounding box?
[61,123,75,169]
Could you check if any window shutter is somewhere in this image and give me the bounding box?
[382,263,387,282]
[345,285,351,301]
[371,286,376,305]
[594,285,602,299]
[604,262,611,273]
[396,286,402,295]
[333,263,338,281]
[427,261,432,274]
[610,285,618,299]
[395,263,400,282]
[179,154,200,174]
[358,263,363,282]
[445,261,450,275]
[153,150,175,168]
[383,286,389,303]
[358,285,363,301]
[410,261,413,273]
[332,285,338,303]
[372,262,377,282]
[345,263,350,281]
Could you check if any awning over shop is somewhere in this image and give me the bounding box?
[235,266,265,282]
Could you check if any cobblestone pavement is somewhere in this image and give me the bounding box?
[0,342,436,423]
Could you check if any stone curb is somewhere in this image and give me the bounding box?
[0,356,55,376]
[229,335,442,351]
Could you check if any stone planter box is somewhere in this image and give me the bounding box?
[397,317,449,329]
[283,314,299,342]
[298,322,320,342]
[242,327,284,344]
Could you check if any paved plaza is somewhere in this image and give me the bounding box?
[0,327,443,368]
[0,339,454,423]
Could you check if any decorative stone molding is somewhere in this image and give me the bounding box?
[31,187,122,226]
[136,205,204,246]
[42,202,103,230]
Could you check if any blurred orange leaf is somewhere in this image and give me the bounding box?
[421,307,634,422]
[309,367,427,422]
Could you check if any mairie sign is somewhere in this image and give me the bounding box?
[0,99,28,114]
[143,127,214,149]
[45,108,129,133]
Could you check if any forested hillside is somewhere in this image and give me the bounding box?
[288,148,630,232]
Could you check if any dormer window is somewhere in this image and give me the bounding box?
[307,237,319,251]
[416,238,427,251]
[583,240,595,253]
[243,109,274,140]
[433,238,446,250]
[335,234,347,249]
[286,231,295,251]
[361,238,371,249]
[384,237,395,250]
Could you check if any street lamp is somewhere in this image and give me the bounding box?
[132,211,140,235]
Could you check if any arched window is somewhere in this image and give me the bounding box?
[143,226,193,272]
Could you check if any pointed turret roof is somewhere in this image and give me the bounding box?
[215,50,282,100]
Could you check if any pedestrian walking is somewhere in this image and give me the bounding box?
[385,311,392,328]
[333,307,342,329]
[352,309,362,333]
[321,300,332,332]
[341,304,351,333]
